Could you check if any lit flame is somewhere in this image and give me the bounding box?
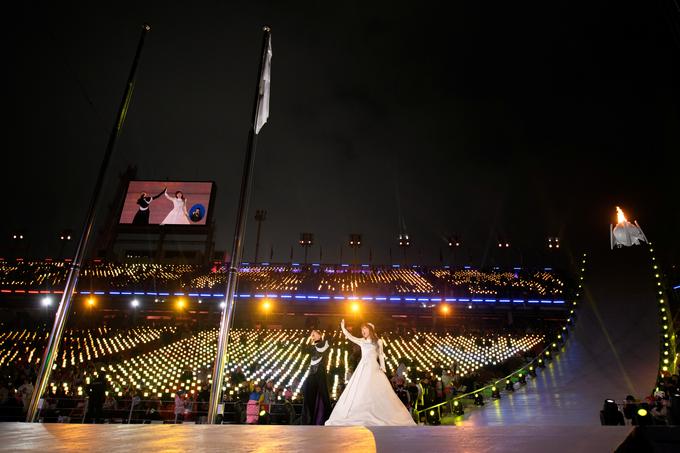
[616,206,627,224]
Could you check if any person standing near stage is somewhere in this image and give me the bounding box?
[301,329,332,425]
[85,371,106,423]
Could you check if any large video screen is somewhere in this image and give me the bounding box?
[119,181,214,226]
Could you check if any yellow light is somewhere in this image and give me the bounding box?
[351,302,360,313]
[86,297,95,307]
[176,299,186,310]
[616,206,627,224]
[262,300,272,312]
[440,304,450,315]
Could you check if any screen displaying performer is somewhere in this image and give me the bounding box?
[118,181,213,226]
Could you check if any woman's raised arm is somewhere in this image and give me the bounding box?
[340,319,363,346]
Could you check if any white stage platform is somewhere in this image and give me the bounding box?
[0,423,632,452]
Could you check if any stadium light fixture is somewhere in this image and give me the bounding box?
[350,302,360,313]
[41,297,52,307]
[176,299,186,310]
[635,407,653,426]
[299,232,314,264]
[547,237,560,249]
[447,235,461,248]
[426,408,441,425]
[439,304,450,315]
[474,393,484,406]
[262,300,272,312]
[131,299,139,308]
[398,233,410,247]
[348,234,362,247]
[299,232,314,246]
[86,297,96,307]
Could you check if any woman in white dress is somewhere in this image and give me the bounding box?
[160,190,190,225]
[325,319,416,426]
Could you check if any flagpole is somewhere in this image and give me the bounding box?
[207,25,272,424]
[26,23,152,423]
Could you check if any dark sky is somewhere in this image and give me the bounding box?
[4,0,680,267]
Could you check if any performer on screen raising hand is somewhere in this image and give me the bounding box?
[132,188,166,225]
[325,319,415,426]
[160,189,190,225]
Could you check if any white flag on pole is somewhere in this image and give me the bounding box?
[254,34,272,134]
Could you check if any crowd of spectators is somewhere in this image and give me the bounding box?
[601,375,680,426]
[0,259,571,299]
[0,319,550,424]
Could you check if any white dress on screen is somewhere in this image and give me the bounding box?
[325,324,416,426]
[160,193,190,225]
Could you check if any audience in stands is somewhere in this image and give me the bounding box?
[0,260,570,299]
[9,320,670,427]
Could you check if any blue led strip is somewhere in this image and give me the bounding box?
[58,289,569,306]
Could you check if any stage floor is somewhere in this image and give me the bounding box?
[0,423,632,453]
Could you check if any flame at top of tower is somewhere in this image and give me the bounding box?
[616,206,627,224]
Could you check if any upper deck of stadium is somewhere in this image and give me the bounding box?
[0,259,573,304]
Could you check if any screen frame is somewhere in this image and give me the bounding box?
[116,179,217,234]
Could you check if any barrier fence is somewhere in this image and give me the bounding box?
[413,337,566,422]
[0,398,303,424]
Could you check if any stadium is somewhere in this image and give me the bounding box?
[3,1,680,451]
[1,246,678,450]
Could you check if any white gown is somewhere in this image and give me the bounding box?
[160,193,190,225]
[325,325,416,426]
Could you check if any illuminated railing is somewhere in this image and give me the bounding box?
[648,244,678,382]
[414,252,587,422]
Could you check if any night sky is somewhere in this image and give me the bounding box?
[4,1,680,267]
